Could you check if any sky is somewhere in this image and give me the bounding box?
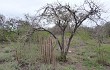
[0,0,110,26]
[0,0,83,18]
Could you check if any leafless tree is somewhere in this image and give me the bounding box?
[30,0,104,61]
[0,14,5,28]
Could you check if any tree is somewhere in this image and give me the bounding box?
[0,14,5,28]
[103,22,110,37]
[29,0,104,61]
[0,14,8,42]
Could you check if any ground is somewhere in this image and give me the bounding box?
[0,37,110,70]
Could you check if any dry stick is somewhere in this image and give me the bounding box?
[44,40,46,63]
[42,37,44,62]
[40,37,43,61]
[48,37,49,63]
[50,38,52,63]
[41,37,46,63]
[51,37,54,64]
[46,37,48,63]
[49,38,51,64]
[51,38,56,70]
[46,39,48,63]
[50,37,53,64]
[47,39,49,63]
[45,40,48,63]
[50,37,53,63]
[49,37,51,64]
[51,37,53,64]
[44,37,46,63]
[40,37,42,61]
[48,38,50,64]
[38,38,43,56]
[43,40,45,63]
[48,38,50,63]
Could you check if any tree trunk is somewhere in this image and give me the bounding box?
[59,51,67,62]
[65,34,74,55]
[59,31,73,62]
[61,30,65,54]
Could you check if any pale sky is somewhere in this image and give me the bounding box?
[0,0,84,18]
[0,0,110,26]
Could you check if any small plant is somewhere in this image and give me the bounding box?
[0,52,12,62]
[95,25,110,66]
[2,47,12,53]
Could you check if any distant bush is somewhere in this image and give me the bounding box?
[76,26,92,41]
[103,22,110,37]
